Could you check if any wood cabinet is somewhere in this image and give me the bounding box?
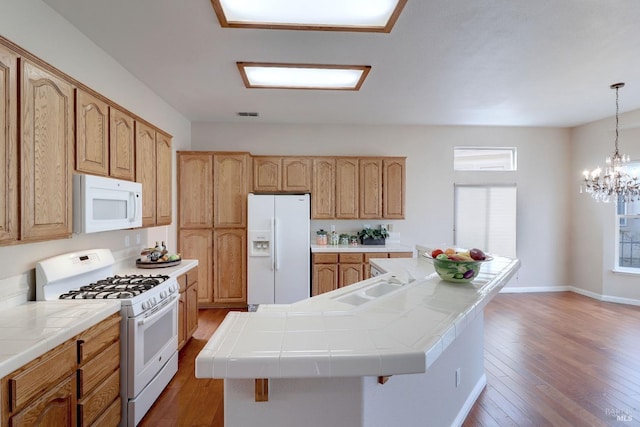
[178,266,199,351]
[253,156,312,193]
[335,158,359,219]
[312,251,412,295]
[179,229,213,304]
[383,158,406,219]
[311,158,335,219]
[136,122,172,227]
[75,89,109,176]
[213,229,247,304]
[109,107,135,181]
[178,153,213,229]
[0,45,18,243]
[1,313,121,427]
[214,153,249,228]
[21,60,74,242]
[359,158,383,219]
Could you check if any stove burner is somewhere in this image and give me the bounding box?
[58,274,170,300]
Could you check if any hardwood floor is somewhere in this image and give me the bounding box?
[141,293,640,426]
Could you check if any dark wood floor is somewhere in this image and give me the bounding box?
[140,292,640,426]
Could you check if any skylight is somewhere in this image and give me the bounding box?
[237,63,371,90]
[212,0,407,32]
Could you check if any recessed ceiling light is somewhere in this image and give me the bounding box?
[211,0,407,33]
[237,62,371,90]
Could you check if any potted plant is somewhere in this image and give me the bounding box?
[357,227,389,245]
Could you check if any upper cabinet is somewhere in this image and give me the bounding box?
[75,89,109,176]
[383,158,406,219]
[109,107,135,181]
[335,158,359,219]
[136,122,172,227]
[359,158,383,219]
[214,153,249,228]
[253,156,311,193]
[0,45,18,243]
[21,60,74,242]
[311,158,335,219]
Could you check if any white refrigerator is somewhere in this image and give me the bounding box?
[247,194,310,306]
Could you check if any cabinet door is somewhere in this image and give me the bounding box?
[253,157,280,192]
[214,153,248,228]
[335,158,359,219]
[339,263,363,288]
[179,229,213,304]
[178,290,186,350]
[0,45,18,243]
[9,373,77,427]
[312,263,338,296]
[186,282,199,336]
[213,229,246,304]
[311,158,335,219]
[135,122,157,227]
[109,107,135,180]
[21,60,73,241]
[282,157,311,192]
[178,153,213,228]
[156,132,172,226]
[383,158,406,219]
[359,158,383,219]
[75,89,109,176]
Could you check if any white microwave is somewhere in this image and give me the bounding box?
[73,174,143,234]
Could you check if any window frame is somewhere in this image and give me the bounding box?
[614,161,640,274]
[453,147,517,172]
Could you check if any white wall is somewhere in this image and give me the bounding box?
[0,0,190,299]
[570,109,640,303]
[192,122,572,289]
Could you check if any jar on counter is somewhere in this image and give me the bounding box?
[316,230,328,245]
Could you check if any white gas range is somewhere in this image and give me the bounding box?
[35,248,179,427]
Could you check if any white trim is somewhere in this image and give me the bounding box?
[452,374,487,427]
[500,286,640,307]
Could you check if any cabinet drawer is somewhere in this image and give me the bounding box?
[389,252,413,258]
[339,253,363,263]
[78,313,121,365]
[177,274,187,292]
[7,339,77,412]
[89,395,121,427]
[78,340,120,398]
[78,368,120,427]
[313,253,338,263]
[187,267,198,286]
[363,253,389,262]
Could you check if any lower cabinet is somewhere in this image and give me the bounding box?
[1,313,121,427]
[312,251,413,296]
[178,266,199,351]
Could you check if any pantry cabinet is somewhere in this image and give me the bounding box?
[214,153,249,228]
[109,107,135,181]
[75,89,109,176]
[311,158,335,219]
[1,313,121,427]
[178,153,214,228]
[178,266,199,351]
[136,122,172,227]
[21,60,74,242]
[0,45,18,243]
[213,229,247,304]
[178,228,213,304]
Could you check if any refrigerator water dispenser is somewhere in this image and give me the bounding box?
[249,230,271,256]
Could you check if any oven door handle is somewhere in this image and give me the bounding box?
[138,294,178,326]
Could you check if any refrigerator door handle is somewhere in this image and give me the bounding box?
[270,217,275,271]
[274,217,280,271]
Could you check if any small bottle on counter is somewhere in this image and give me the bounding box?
[330,231,339,245]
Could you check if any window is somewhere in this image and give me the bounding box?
[616,165,640,271]
[454,184,517,257]
[454,147,517,171]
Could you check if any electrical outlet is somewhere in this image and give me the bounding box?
[455,368,461,387]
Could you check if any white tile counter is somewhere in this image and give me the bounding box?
[0,300,121,378]
[115,258,198,277]
[310,243,414,253]
[196,254,520,379]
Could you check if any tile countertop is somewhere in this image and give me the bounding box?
[0,300,121,378]
[196,253,520,380]
[115,258,198,277]
[310,243,414,253]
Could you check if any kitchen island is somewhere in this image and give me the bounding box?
[196,250,520,427]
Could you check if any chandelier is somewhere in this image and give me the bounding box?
[581,83,639,203]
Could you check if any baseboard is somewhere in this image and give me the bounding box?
[500,285,640,306]
[452,373,487,427]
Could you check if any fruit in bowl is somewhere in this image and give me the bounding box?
[428,247,492,283]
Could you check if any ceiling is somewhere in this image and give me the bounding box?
[43,0,640,127]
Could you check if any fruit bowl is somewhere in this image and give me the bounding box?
[427,248,492,283]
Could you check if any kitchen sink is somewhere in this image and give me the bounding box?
[332,277,408,306]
